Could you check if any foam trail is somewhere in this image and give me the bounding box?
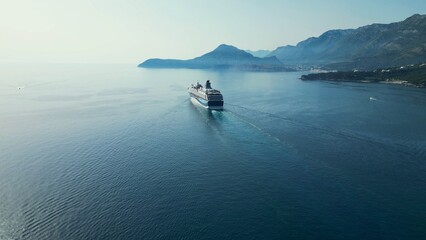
[224,102,420,158]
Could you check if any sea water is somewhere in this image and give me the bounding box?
[0,63,425,239]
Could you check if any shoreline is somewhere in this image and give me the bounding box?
[300,64,426,88]
[301,77,424,88]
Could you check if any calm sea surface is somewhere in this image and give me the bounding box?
[0,64,425,239]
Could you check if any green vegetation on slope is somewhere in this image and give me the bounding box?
[301,63,426,87]
[269,14,426,70]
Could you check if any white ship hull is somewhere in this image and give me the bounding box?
[190,96,223,110]
[188,82,224,110]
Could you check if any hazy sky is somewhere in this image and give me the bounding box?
[1,0,425,64]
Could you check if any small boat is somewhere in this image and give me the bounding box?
[188,80,224,110]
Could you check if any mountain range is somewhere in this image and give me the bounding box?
[268,14,426,70]
[139,14,426,71]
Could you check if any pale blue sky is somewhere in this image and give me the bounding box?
[0,0,425,64]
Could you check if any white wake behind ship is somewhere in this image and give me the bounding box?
[188,80,224,110]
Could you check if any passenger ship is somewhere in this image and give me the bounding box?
[188,80,224,110]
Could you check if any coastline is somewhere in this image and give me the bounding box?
[300,64,426,88]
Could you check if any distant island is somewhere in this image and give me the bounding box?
[301,63,426,87]
[139,14,426,74]
[139,44,293,72]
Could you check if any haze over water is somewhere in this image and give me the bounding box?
[0,64,425,239]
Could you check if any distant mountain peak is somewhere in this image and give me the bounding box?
[407,13,423,20]
[214,44,241,52]
[199,44,254,59]
[404,13,426,24]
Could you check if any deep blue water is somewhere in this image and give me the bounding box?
[0,64,425,239]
